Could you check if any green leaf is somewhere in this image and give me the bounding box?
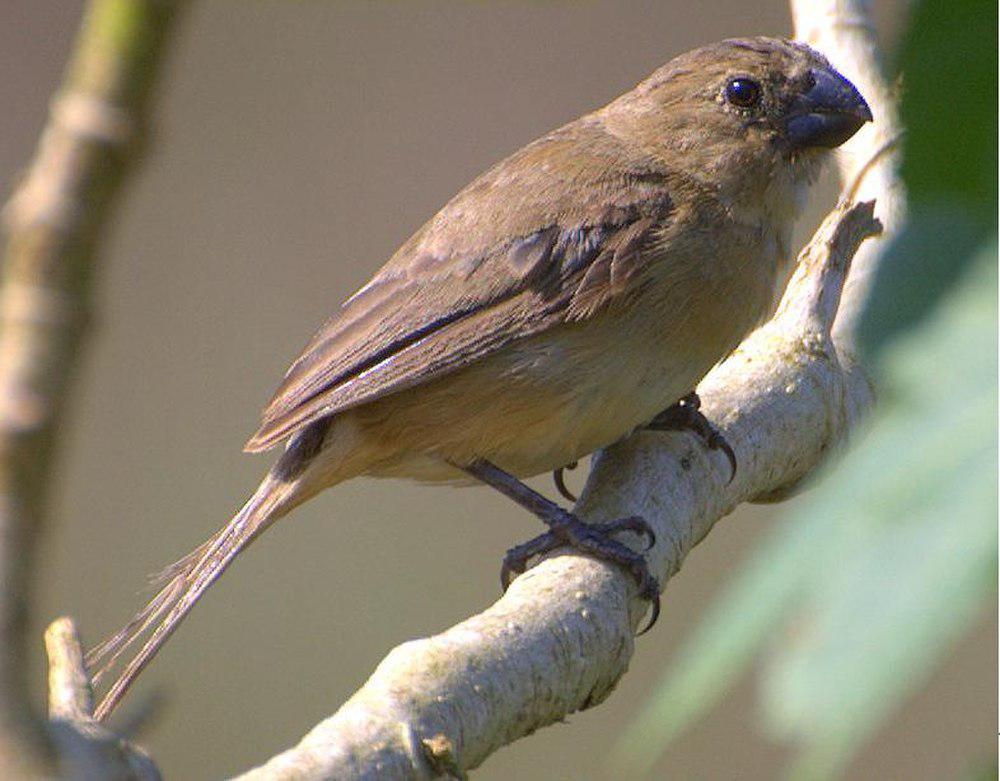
[897,0,997,220]
[761,243,997,779]
[855,206,984,358]
[858,0,997,359]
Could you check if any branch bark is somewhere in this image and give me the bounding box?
[233,4,902,778]
[0,0,186,776]
[235,202,883,781]
[46,618,161,780]
[792,0,906,345]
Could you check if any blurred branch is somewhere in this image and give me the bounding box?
[0,0,185,775]
[46,618,161,780]
[792,0,906,344]
[232,4,900,780]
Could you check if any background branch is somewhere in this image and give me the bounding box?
[0,0,185,775]
[792,0,906,344]
[46,617,160,780]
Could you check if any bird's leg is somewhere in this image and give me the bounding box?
[461,459,660,633]
[646,392,737,482]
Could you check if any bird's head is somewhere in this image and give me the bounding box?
[603,37,872,205]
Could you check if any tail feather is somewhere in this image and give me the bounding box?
[87,538,219,682]
[149,538,217,588]
[87,470,299,722]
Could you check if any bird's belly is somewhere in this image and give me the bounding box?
[355,305,720,483]
[487,339,692,476]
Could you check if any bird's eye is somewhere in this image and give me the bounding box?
[724,77,762,108]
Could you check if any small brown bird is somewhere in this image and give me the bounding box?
[88,37,870,720]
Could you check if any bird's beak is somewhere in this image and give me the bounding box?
[785,67,872,149]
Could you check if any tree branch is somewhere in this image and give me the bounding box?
[792,0,906,345]
[0,0,186,775]
[46,618,161,780]
[235,200,882,781]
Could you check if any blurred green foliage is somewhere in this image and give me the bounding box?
[897,0,996,221]
[614,0,998,777]
[858,0,996,355]
[762,241,996,779]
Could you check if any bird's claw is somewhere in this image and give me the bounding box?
[552,461,579,502]
[500,513,660,634]
[646,392,737,482]
[595,515,656,551]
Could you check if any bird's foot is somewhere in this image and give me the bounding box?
[459,459,660,634]
[646,392,737,482]
[500,513,661,634]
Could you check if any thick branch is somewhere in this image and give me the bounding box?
[0,0,185,775]
[237,200,881,781]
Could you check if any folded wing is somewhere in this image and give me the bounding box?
[245,122,674,452]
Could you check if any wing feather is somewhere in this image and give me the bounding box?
[245,122,674,452]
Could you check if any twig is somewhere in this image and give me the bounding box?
[46,618,161,780]
[0,0,186,775]
[46,617,95,721]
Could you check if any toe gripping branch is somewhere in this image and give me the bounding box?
[552,461,578,502]
[644,392,737,482]
[463,459,661,635]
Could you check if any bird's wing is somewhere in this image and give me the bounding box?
[245,123,674,452]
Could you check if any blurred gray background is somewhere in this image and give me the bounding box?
[4,1,993,778]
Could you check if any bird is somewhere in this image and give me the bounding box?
[87,36,871,721]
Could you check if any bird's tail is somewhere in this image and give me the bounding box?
[86,466,304,723]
